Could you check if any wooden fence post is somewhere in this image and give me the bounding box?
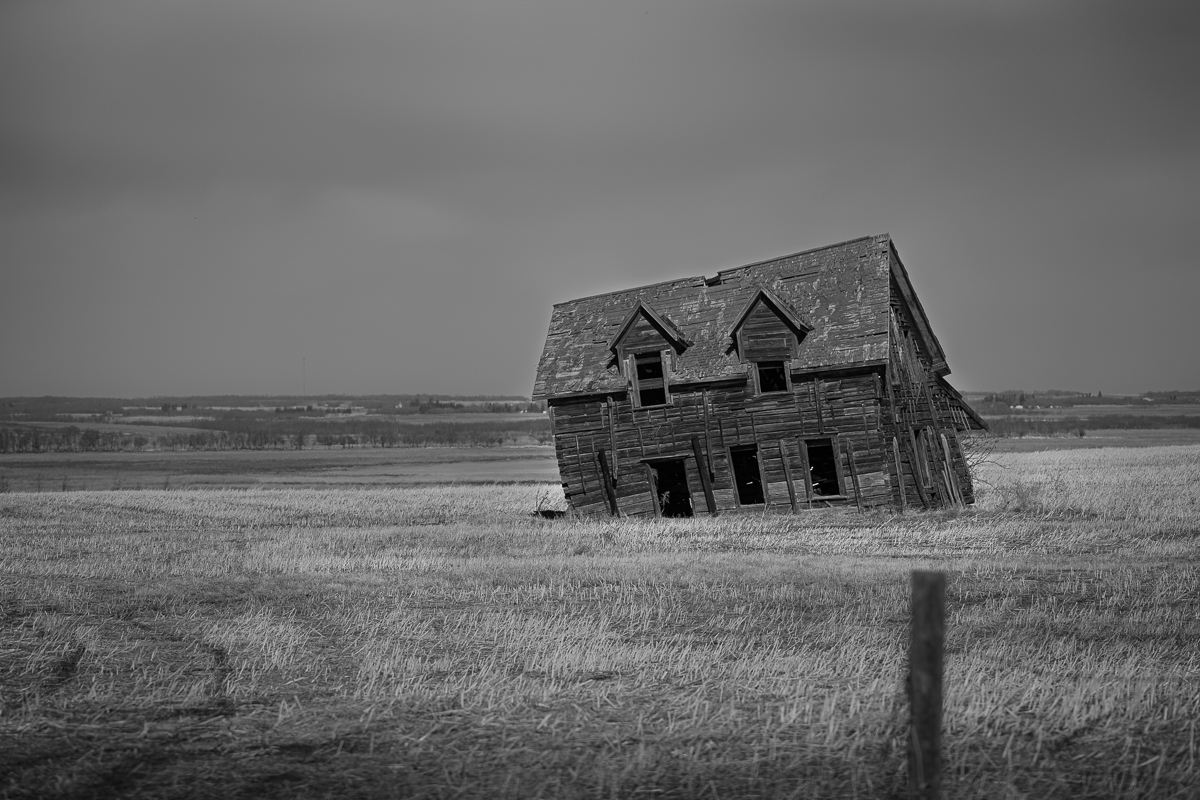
[909,570,945,800]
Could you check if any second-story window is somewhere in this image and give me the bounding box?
[756,361,789,393]
[635,352,668,407]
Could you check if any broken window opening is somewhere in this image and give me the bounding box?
[805,438,841,497]
[634,352,668,407]
[756,361,789,393]
[729,445,765,505]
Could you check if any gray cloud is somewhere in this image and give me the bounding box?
[2,0,1197,395]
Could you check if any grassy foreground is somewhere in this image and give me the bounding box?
[1,447,1199,798]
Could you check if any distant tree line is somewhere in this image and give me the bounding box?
[986,415,1200,438]
[0,418,552,453]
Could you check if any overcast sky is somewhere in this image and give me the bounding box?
[2,0,1197,398]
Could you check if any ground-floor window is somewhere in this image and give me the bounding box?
[729,445,765,505]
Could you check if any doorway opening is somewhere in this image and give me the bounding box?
[650,459,694,517]
[806,438,841,496]
[729,445,765,505]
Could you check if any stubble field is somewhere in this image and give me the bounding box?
[1,445,1199,798]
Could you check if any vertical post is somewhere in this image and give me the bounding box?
[814,379,825,434]
[909,571,945,800]
[906,429,932,510]
[702,390,714,481]
[756,446,771,507]
[691,436,718,516]
[645,463,661,518]
[940,433,964,507]
[607,397,618,482]
[779,439,798,513]
[892,436,908,512]
[596,449,619,517]
[797,439,813,508]
[574,435,586,494]
[924,427,948,509]
[846,442,864,513]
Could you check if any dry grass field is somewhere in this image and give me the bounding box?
[0,446,559,493]
[2,445,1199,798]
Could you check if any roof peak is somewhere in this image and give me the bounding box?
[551,234,890,306]
[713,233,889,278]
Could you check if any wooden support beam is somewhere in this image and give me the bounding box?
[702,390,714,480]
[892,436,908,512]
[596,449,619,517]
[814,379,825,434]
[924,427,949,509]
[909,571,946,800]
[575,435,585,494]
[757,446,771,507]
[798,439,813,508]
[691,436,718,516]
[846,441,864,513]
[607,397,618,483]
[779,439,798,513]
[645,463,661,519]
[832,434,848,502]
[940,433,964,507]
[904,431,931,510]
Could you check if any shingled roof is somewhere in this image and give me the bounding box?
[533,233,947,400]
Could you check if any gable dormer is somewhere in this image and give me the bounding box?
[728,288,812,363]
[606,300,690,362]
[607,300,690,408]
[729,288,814,395]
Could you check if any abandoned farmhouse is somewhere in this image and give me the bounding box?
[532,234,986,518]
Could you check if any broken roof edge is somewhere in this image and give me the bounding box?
[936,375,989,431]
[713,233,887,279]
[547,234,888,307]
[549,275,704,308]
[887,237,951,376]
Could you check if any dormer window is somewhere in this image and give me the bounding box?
[728,288,813,364]
[606,299,689,408]
[729,288,811,397]
[755,361,789,394]
[634,352,668,406]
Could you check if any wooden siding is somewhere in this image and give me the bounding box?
[551,370,894,517]
[884,259,976,509]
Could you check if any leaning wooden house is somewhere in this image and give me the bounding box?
[532,234,986,517]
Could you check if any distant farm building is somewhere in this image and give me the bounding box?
[532,234,986,517]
